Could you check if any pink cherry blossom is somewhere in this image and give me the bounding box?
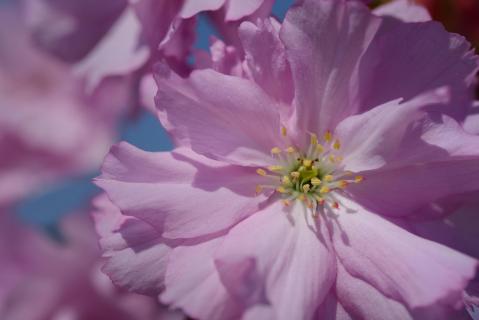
[0,210,182,320]
[0,5,128,206]
[93,0,479,319]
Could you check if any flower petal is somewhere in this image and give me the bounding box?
[336,263,412,320]
[332,195,477,310]
[179,0,225,19]
[239,18,293,104]
[225,0,270,21]
[357,10,478,119]
[214,201,336,320]
[155,66,285,166]
[92,195,171,295]
[281,0,381,135]
[337,87,450,172]
[95,142,268,239]
[161,236,242,320]
[373,0,431,22]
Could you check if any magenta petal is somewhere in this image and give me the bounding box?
[161,236,241,320]
[373,0,431,22]
[281,0,381,134]
[332,196,477,311]
[92,195,171,295]
[96,143,268,239]
[155,67,285,166]
[239,18,293,104]
[215,202,336,320]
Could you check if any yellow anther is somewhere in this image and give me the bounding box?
[320,186,330,194]
[276,186,287,193]
[282,176,291,185]
[333,139,341,150]
[324,130,332,142]
[256,169,267,176]
[329,154,336,163]
[255,185,263,194]
[286,146,296,154]
[316,144,324,153]
[271,147,282,154]
[303,159,312,167]
[281,126,287,137]
[324,175,334,182]
[267,165,284,172]
[339,180,349,189]
[310,133,318,145]
[290,171,300,179]
[310,177,321,186]
[282,199,291,207]
[355,176,364,183]
[297,194,306,201]
[302,184,311,193]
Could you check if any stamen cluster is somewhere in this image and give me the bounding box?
[256,129,363,216]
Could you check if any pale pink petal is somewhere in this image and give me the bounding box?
[243,305,275,320]
[336,263,413,320]
[195,37,244,76]
[155,66,285,166]
[179,0,225,19]
[139,73,157,113]
[343,112,479,218]
[332,195,477,310]
[96,143,268,239]
[337,87,451,172]
[373,0,431,22]
[161,236,241,320]
[215,201,336,320]
[336,263,463,319]
[315,293,354,320]
[281,0,381,136]
[225,0,267,21]
[239,18,293,103]
[464,102,479,135]
[92,195,171,295]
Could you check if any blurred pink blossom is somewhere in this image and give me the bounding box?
[21,0,274,112]
[0,211,183,320]
[92,0,479,319]
[0,5,129,207]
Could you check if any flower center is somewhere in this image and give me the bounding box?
[256,128,363,216]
